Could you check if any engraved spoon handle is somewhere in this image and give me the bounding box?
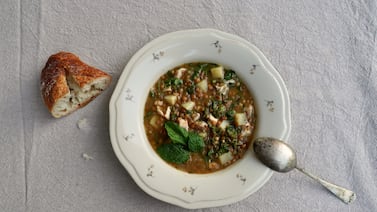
[295,167,356,204]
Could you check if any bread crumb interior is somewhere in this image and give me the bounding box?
[51,75,110,118]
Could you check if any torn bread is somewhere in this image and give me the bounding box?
[40,52,111,118]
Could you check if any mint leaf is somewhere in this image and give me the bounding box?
[188,132,205,153]
[157,143,190,164]
[164,121,188,145]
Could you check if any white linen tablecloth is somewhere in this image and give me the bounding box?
[1,0,376,211]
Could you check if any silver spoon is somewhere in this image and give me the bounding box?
[253,137,356,204]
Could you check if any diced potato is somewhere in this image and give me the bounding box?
[219,152,233,164]
[234,113,248,126]
[218,120,229,131]
[196,79,208,92]
[164,95,177,105]
[149,115,160,128]
[210,66,224,79]
[182,101,195,111]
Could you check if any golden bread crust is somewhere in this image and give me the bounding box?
[40,52,111,117]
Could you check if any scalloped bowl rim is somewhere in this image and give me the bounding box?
[109,28,291,209]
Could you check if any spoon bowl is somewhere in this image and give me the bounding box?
[253,137,356,204]
[253,137,297,173]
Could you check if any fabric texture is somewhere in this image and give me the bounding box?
[0,0,376,211]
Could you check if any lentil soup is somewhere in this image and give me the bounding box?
[144,62,256,174]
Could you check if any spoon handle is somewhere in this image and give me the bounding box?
[295,167,356,204]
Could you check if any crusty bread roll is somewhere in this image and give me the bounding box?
[40,52,111,118]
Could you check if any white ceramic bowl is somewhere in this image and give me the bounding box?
[109,29,291,209]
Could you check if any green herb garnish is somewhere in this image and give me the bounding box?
[211,100,226,118]
[158,121,205,164]
[218,143,229,155]
[188,132,205,153]
[224,69,236,80]
[191,63,208,80]
[226,125,238,138]
[207,148,215,159]
[164,121,188,145]
[191,67,201,80]
[165,77,183,88]
[187,84,195,94]
[226,110,235,121]
[157,144,190,164]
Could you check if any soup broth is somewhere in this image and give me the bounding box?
[144,63,256,174]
